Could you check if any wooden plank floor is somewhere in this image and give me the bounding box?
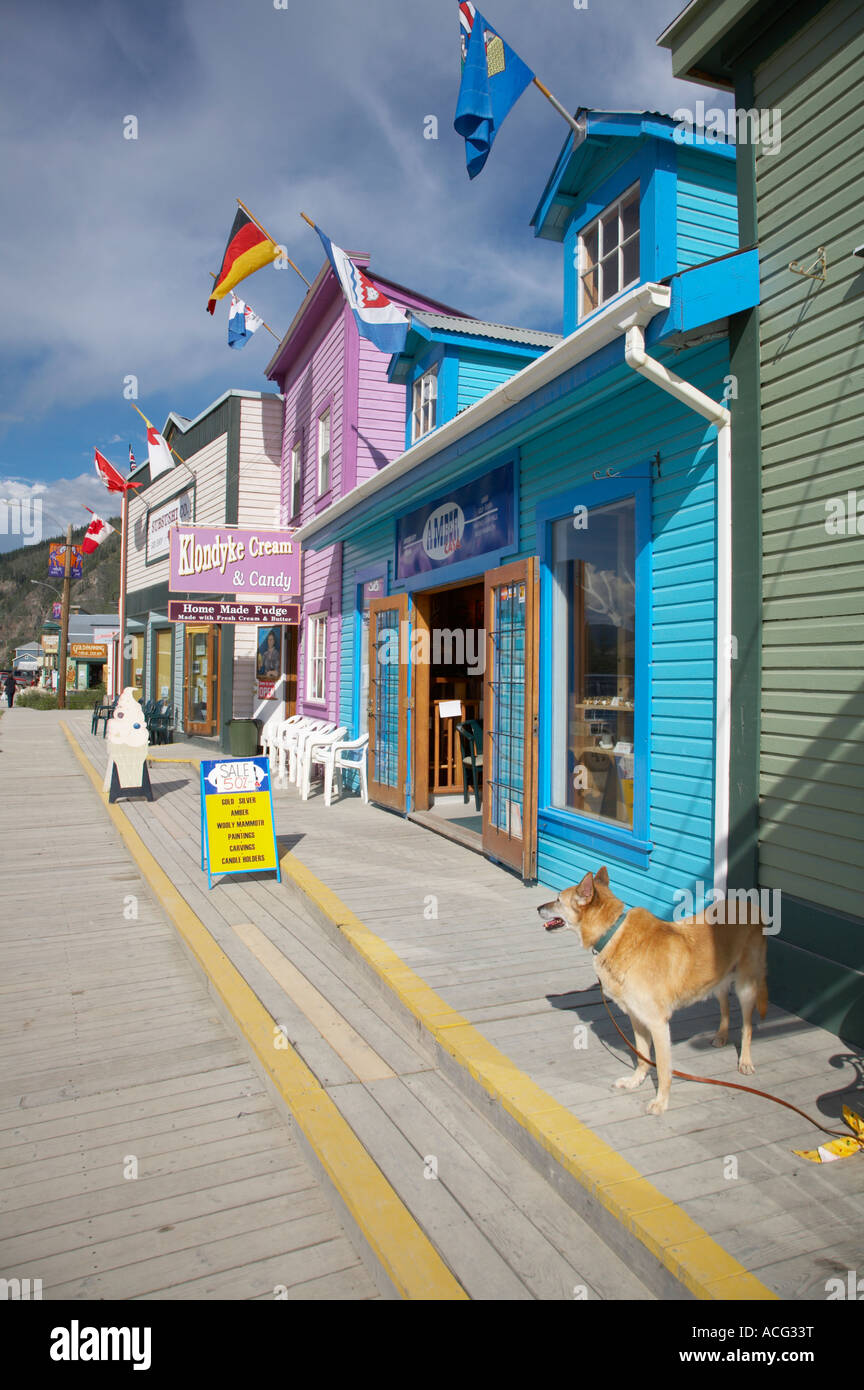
[0,710,379,1301]
[58,713,657,1302]
[66,712,864,1301]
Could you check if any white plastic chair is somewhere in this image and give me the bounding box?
[289,719,332,787]
[276,716,315,787]
[263,713,299,770]
[326,733,370,807]
[300,726,346,800]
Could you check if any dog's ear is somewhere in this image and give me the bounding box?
[574,870,594,905]
[595,866,609,887]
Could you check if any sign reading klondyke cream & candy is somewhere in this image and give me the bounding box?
[170,527,301,596]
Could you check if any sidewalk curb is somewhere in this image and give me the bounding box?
[278,852,778,1303]
[60,721,468,1303]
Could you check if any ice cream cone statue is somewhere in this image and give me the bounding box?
[104,687,153,799]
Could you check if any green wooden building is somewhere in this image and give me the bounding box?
[660,0,864,1043]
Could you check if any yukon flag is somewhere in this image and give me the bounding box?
[147,425,175,480]
[81,514,115,554]
[313,224,409,355]
[228,294,263,350]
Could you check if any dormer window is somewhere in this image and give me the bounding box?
[411,364,438,443]
[578,184,640,320]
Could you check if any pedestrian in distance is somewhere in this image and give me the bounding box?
[3,673,17,708]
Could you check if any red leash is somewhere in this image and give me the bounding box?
[597,987,850,1139]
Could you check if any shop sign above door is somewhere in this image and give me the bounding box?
[395,461,515,581]
[170,528,301,597]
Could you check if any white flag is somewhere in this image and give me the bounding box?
[146,425,175,480]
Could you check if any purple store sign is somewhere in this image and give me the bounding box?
[169,527,301,596]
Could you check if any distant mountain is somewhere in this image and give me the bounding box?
[0,522,121,665]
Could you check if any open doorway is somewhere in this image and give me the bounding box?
[413,579,485,843]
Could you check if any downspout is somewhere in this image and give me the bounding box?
[620,317,732,899]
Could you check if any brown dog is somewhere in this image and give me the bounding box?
[538,867,768,1114]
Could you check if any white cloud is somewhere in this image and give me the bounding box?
[0,473,117,553]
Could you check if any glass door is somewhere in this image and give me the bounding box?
[185,625,220,736]
[367,595,409,811]
[482,560,539,879]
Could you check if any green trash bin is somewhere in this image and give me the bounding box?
[227,718,260,757]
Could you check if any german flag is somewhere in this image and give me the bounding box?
[207,208,279,314]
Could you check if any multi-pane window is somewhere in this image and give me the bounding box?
[306,612,327,703]
[290,439,303,518]
[578,184,640,320]
[411,364,438,443]
[548,497,636,828]
[317,409,331,495]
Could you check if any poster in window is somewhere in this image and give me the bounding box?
[256,626,282,700]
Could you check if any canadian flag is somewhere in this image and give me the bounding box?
[95,447,133,493]
[81,514,115,554]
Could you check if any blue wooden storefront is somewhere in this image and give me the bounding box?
[296,111,759,917]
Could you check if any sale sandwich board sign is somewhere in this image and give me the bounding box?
[199,756,281,889]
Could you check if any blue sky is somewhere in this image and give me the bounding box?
[0,0,728,551]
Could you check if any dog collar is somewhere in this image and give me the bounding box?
[591,907,629,956]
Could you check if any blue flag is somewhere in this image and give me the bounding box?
[454,4,534,179]
[227,294,263,350]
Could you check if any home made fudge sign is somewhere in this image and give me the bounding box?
[199,756,281,888]
[171,527,301,596]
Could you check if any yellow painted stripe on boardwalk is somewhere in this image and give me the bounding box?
[281,851,778,1303]
[61,723,467,1302]
[231,921,395,1083]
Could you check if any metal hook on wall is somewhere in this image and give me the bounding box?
[789,247,827,282]
[592,466,620,480]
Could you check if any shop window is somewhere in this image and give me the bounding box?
[541,476,650,852]
[578,183,640,320]
[412,363,438,443]
[317,410,331,496]
[306,612,327,704]
[153,628,172,701]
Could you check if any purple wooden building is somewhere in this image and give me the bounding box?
[264,253,463,726]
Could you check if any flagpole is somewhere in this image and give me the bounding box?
[236,198,311,288]
[209,273,281,341]
[531,79,583,137]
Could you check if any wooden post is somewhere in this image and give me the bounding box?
[57,524,73,711]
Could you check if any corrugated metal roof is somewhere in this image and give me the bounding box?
[410,310,560,347]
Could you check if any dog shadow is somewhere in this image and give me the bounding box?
[546,989,864,1124]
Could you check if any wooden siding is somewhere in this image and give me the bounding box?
[237,397,282,527]
[520,341,724,916]
[753,0,864,920]
[126,435,226,596]
[355,333,412,485]
[279,303,345,526]
[457,351,530,413]
[676,145,739,268]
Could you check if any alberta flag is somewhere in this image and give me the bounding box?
[228,294,263,350]
[313,225,409,355]
[455,3,534,178]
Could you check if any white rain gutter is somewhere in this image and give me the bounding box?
[292,282,672,546]
[619,312,732,898]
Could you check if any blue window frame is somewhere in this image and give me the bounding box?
[352,565,388,738]
[537,465,652,864]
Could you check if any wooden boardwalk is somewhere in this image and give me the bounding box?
[66,712,864,1301]
[54,712,657,1301]
[0,710,379,1300]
